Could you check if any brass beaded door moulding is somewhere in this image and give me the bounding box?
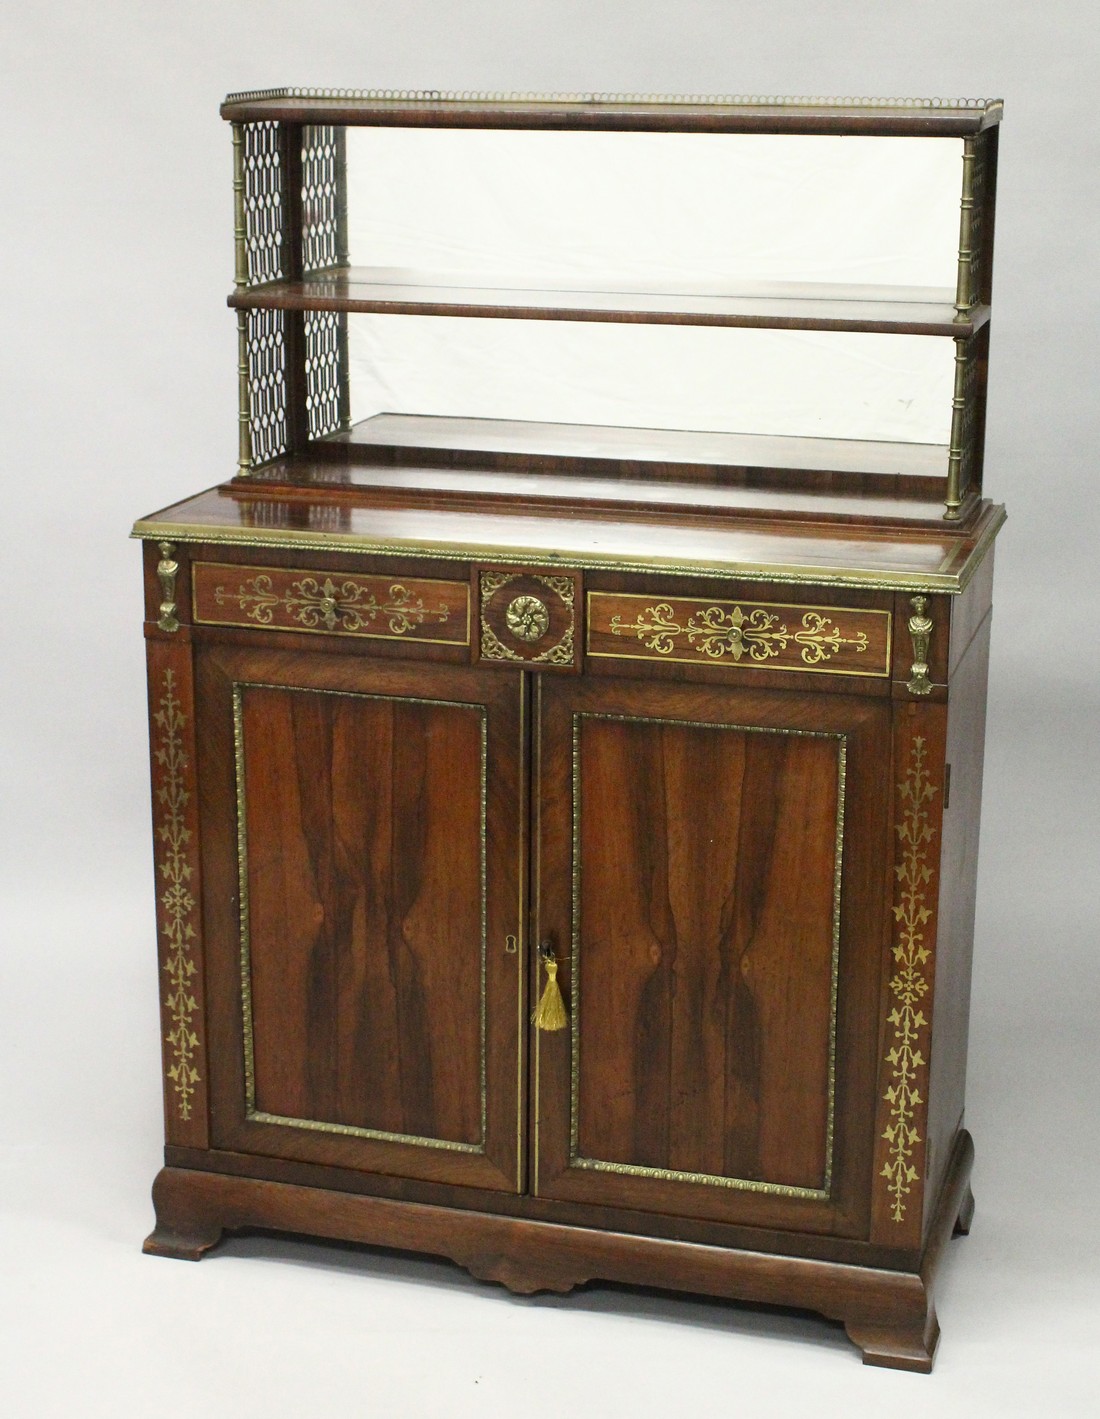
[136,92,1004,1376]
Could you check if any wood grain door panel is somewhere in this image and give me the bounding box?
[197,645,526,1192]
[533,676,890,1236]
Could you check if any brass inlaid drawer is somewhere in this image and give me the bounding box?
[586,591,891,678]
[192,563,469,645]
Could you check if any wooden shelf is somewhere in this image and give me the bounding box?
[245,459,966,530]
[228,414,969,528]
[318,413,950,485]
[229,269,986,336]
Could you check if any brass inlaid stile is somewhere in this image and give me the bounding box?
[153,669,202,1121]
[880,735,938,1223]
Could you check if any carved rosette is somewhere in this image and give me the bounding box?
[879,734,938,1225]
[152,666,204,1127]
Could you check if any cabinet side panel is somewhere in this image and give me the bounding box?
[146,637,210,1148]
[240,684,485,1148]
[574,715,840,1192]
[923,612,992,1234]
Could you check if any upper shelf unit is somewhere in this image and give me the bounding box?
[222,93,1002,522]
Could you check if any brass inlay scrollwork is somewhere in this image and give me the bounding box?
[881,735,937,1223]
[906,596,934,696]
[156,542,180,634]
[215,573,450,636]
[609,601,869,666]
[154,669,201,1121]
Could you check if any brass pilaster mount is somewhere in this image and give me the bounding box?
[156,542,180,633]
[905,596,934,696]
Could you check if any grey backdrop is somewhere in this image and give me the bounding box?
[2,3,1097,1414]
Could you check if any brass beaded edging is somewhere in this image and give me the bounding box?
[133,503,1007,596]
[233,680,489,1155]
[568,710,846,1201]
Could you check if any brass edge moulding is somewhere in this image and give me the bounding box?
[232,680,489,1155]
[880,734,938,1223]
[132,507,1008,596]
[568,710,846,1202]
[156,542,180,633]
[588,591,891,677]
[194,562,469,644]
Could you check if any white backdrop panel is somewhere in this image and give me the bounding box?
[347,317,955,444]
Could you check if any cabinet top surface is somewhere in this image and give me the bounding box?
[220,90,1003,136]
[134,486,1004,594]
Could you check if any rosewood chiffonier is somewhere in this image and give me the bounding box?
[135,91,1004,1371]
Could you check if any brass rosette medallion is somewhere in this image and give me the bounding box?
[505,594,550,643]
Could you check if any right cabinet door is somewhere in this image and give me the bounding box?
[533,674,891,1238]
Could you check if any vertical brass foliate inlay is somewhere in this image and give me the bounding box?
[154,669,201,1121]
[156,542,180,633]
[906,596,934,696]
[881,735,937,1223]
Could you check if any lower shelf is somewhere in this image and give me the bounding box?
[144,1129,975,1373]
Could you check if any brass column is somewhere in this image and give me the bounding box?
[232,123,253,478]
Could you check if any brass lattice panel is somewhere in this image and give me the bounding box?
[242,121,284,285]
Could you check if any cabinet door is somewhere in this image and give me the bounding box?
[533,675,890,1236]
[198,644,526,1193]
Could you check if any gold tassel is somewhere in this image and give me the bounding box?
[533,957,568,1032]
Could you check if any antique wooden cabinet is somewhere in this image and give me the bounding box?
[135,91,1005,1372]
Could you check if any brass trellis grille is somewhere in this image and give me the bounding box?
[304,310,344,438]
[966,130,991,307]
[302,125,344,272]
[244,308,289,464]
[236,121,288,468]
[302,125,349,435]
[242,121,284,284]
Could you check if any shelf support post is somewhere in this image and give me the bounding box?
[944,336,969,520]
[231,122,253,477]
[954,137,978,322]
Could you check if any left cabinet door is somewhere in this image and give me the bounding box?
[196,643,527,1193]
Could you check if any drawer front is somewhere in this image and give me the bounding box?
[586,591,891,678]
[192,562,469,646]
